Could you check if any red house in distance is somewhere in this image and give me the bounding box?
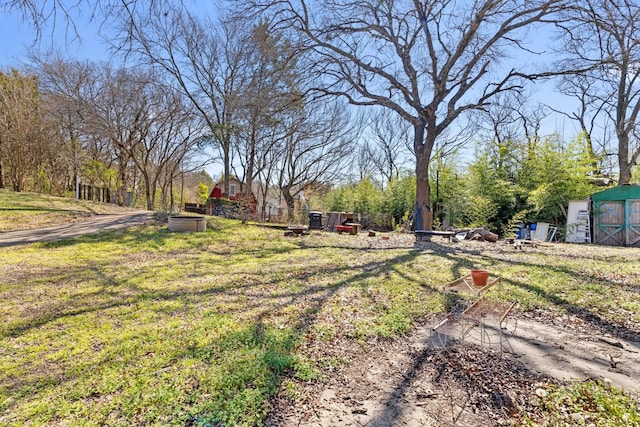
[208,177,257,215]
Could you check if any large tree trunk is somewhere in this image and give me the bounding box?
[223,145,231,197]
[0,162,4,189]
[282,189,295,221]
[117,166,127,206]
[618,132,632,185]
[246,129,256,196]
[242,133,257,222]
[144,173,155,211]
[413,120,433,231]
[222,120,234,196]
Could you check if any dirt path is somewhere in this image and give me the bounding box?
[267,313,640,426]
[503,317,640,389]
[0,212,155,247]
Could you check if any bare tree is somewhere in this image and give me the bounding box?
[558,0,640,184]
[2,0,84,41]
[355,142,376,182]
[480,91,549,146]
[481,93,525,147]
[476,91,552,182]
[256,131,286,221]
[114,2,248,198]
[34,58,99,193]
[2,0,152,42]
[231,22,302,202]
[81,65,147,206]
[552,74,612,175]
[364,109,412,187]
[128,84,203,211]
[0,69,53,191]
[277,100,355,221]
[247,0,565,230]
[85,67,205,210]
[37,59,201,209]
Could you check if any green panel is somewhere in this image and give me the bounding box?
[591,185,640,202]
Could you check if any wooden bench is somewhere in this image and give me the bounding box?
[415,229,456,242]
[336,223,360,235]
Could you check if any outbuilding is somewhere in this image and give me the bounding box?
[591,185,640,247]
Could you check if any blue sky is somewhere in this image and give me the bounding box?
[0,5,114,66]
[0,2,584,174]
[0,9,86,64]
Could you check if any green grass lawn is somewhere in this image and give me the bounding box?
[1,192,639,425]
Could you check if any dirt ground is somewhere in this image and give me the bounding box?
[266,314,640,426]
[265,236,640,427]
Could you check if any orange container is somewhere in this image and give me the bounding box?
[471,270,489,286]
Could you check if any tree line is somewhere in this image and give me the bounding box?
[323,133,596,237]
[1,0,639,229]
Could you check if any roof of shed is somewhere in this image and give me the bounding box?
[591,185,640,201]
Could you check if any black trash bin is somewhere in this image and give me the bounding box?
[308,211,323,230]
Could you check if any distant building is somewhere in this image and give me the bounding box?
[209,177,247,200]
[208,177,257,216]
[207,177,311,222]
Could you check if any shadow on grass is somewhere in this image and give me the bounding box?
[1,233,427,424]
[2,229,639,425]
[361,242,640,427]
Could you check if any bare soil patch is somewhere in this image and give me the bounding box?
[267,313,640,426]
[266,234,640,426]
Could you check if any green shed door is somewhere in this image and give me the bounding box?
[594,201,625,246]
[594,199,640,247]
